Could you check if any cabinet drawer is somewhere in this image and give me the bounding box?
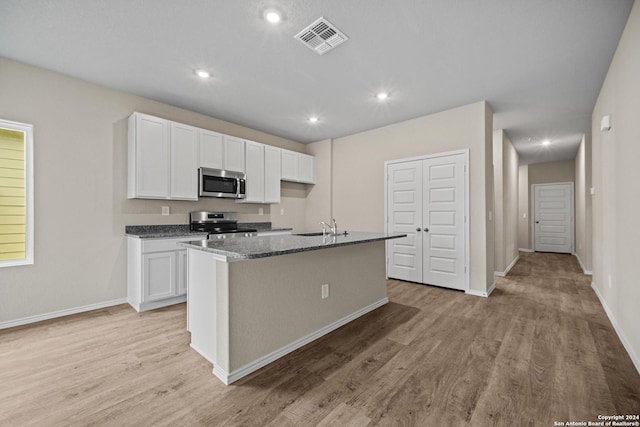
[142,236,205,253]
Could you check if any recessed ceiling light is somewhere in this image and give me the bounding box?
[308,116,319,124]
[265,10,282,24]
[195,69,211,79]
[542,139,551,146]
[376,92,389,101]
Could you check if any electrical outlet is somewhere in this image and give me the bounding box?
[280,208,285,216]
[321,284,329,299]
[259,208,264,216]
[161,206,170,216]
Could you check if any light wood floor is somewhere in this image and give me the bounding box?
[1,252,639,426]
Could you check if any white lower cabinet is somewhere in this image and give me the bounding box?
[142,251,176,302]
[128,236,200,312]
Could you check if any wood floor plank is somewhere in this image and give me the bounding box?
[1,251,639,426]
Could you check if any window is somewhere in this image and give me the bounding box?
[0,119,33,267]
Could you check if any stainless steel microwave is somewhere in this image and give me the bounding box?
[198,168,246,199]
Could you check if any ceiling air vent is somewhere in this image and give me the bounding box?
[294,17,349,55]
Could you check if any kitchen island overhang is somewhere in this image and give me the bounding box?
[180,232,405,385]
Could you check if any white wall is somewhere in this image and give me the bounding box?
[493,130,519,274]
[310,101,495,295]
[574,134,592,273]
[493,130,504,272]
[518,165,529,250]
[0,57,307,324]
[591,1,640,372]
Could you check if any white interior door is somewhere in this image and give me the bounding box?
[533,183,573,253]
[387,160,423,283]
[422,154,466,290]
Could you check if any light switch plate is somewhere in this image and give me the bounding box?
[321,284,329,299]
[161,206,170,216]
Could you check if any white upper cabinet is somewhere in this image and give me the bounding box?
[241,140,265,203]
[128,112,292,202]
[170,122,199,200]
[199,129,224,170]
[199,130,245,173]
[129,113,197,200]
[264,146,281,203]
[280,149,316,184]
[224,136,246,173]
[298,154,316,184]
[239,141,281,204]
[281,149,298,182]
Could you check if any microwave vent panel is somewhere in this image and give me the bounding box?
[294,17,349,55]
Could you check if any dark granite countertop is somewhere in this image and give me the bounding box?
[126,223,291,239]
[125,225,208,239]
[179,231,406,261]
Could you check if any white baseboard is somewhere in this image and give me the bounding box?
[0,298,128,330]
[212,297,389,385]
[591,282,640,376]
[467,283,494,298]
[518,248,534,253]
[573,253,593,275]
[494,255,520,277]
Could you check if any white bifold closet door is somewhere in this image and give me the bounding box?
[387,153,466,291]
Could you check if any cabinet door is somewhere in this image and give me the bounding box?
[242,140,265,203]
[264,146,281,203]
[170,123,199,200]
[281,149,298,182]
[199,129,224,170]
[224,136,245,173]
[177,250,188,295]
[142,252,176,302]
[131,113,170,198]
[298,154,316,184]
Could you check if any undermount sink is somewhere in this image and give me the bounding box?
[294,232,325,236]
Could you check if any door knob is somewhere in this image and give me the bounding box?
[416,228,421,232]
[535,221,539,224]
[424,228,429,232]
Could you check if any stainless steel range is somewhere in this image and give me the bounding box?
[189,212,257,240]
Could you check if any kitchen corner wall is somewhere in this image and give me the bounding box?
[591,0,640,373]
[0,57,307,324]
[304,139,332,231]
[493,130,519,274]
[309,101,495,295]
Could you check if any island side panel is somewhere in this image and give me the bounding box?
[187,249,227,371]
[226,240,387,373]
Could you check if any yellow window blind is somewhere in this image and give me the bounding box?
[0,128,26,261]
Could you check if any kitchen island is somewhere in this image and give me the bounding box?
[180,231,405,384]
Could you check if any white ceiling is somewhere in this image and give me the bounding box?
[0,0,633,164]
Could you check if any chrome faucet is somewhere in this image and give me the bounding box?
[320,218,337,236]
